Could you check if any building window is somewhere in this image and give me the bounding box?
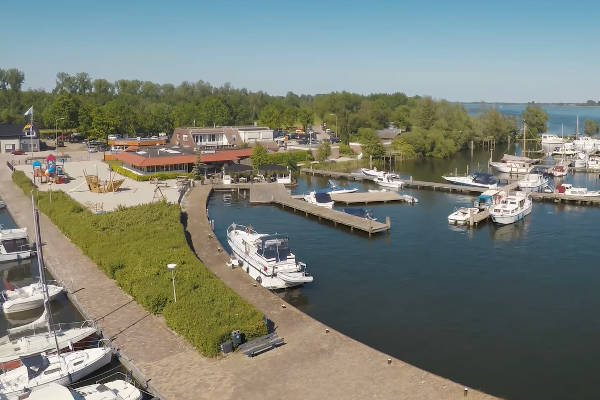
[183,134,188,141]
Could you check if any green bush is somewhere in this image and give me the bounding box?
[13,171,265,356]
[264,150,313,165]
[107,161,192,181]
[338,143,356,157]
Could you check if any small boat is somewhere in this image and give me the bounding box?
[541,134,565,144]
[360,167,385,178]
[442,172,498,189]
[226,224,313,289]
[573,136,599,152]
[447,207,482,225]
[0,228,34,263]
[303,191,334,208]
[0,319,98,369]
[343,208,376,220]
[517,174,548,191]
[587,156,600,171]
[556,184,600,197]
[2,282,64,314]
[317,180,358,195]
[29,380,143,400]
[374,173,404,189]
[0,347,113,399]
[0,201,6,210]
[548,163,568,177]
[489,161,533,174]
[489,192,532,225]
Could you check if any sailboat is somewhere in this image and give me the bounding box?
[0,196,112,399]
[29,380,143,400]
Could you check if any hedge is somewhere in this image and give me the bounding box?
[107,161,192,181]
[264,150,313,165]
[13,171,266,356]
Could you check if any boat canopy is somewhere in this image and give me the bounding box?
[258,235,291,261]
[314,192,332,203]
[20,354,49,379]
[471,172,497,185]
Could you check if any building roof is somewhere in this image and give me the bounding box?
[376,128,402,140]
[115,147,253,167]
[0,124,38,138]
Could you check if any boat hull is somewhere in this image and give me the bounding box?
[0,251,33,264]
[490,203,532,225]
[2,285,63,314]
[489,162,532,174]
[442,176,497,189]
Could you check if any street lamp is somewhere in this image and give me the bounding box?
[167,263,177,302]
[329,113,338,138]
[55,117,65,148]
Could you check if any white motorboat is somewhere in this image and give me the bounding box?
[303,191,334,208]
[343,208,376,220]
[490,192,532,225]
[489,161,533,174]
[318,180,358,194]
[474,189,504,210]
[447,207,481,225]
[0,347,113,399]
[0,201,6,210]
[573,136,598,152]
[541,134,565,144]
[442,172,498,189]
[0,320,98,369]
[227,224,314,289]
[587,156,600,171]
[0,228,33,263]
[556,184,600,197]
[360,167,385,178]
[29,380,142,400]
[374,173,404,189]
[517,174,548,191]
[2,282,64,314]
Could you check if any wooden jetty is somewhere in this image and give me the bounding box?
[248,183,390,235]
[529,192,600,206]
[329,191,415,204]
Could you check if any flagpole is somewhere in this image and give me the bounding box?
[30,107,34,158]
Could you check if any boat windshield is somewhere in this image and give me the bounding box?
[258,235,291,261]
[1,238,28,253]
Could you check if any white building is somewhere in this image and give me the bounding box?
[171,126,274,148]
[236,127,274,143]
[0,124,40,153]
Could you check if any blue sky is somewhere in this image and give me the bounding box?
[2,0,599,102]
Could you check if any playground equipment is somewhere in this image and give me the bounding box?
[83,168,124,193]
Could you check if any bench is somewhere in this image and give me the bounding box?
[238,332,284,357]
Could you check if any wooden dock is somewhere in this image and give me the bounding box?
[248,183,390,235]
[529,192,600,206]
[329,191,416,204]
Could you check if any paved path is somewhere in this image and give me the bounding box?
[0,155,497,400]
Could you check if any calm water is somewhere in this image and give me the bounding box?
[464,103,600,134]
[208,150,600,400]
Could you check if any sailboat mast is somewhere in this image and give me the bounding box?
[523,121,527,157]
[31,194,61,356]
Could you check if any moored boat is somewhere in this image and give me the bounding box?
[473,189,504,210]
[489,161,533,174]
[0,228,33,263]
[541,134,565,144]
[2,282,64,314]
[226,224,313,289]
[374,173,404,189]
[548,163,568,177]
[29,380,143,400]
[447,207,481,225]
[517,173,548,191]
[556,184,600,197]
[489,192,532,225]
[587,156,600,171]
[442,172,498,189]
[317,180,358,194]
[303,191,334,208]
[360,167,385,178]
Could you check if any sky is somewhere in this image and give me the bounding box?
[2,0,599,102]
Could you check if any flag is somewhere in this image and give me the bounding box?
[23,123,35,137]
[24,106,33,116]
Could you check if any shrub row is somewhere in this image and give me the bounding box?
[107,161,192,181]
[265,150,313,165]
[13,171,266,356]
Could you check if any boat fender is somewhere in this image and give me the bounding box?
[246,267,249,274]
[256,276,262,284]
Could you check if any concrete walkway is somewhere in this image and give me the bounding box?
[0,154,497,400]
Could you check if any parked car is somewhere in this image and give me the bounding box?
[329,136,340,143]
[11,150,25,155]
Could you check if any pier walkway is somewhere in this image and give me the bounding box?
[248,183,390,234]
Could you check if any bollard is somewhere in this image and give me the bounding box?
[387,358,392,365]
[464,387,468,397]
[325,328,329,333]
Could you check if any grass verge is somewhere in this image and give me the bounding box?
[13,170,266,356]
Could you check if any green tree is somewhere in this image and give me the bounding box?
[74,72,92,95]
[250,143,268,168]
[200,97,231,127]
[90,107,119,140]
[474,108,517,142]
[584,119,599,136]
[297,107,313,131]
[316,141,331,162]
[358,128,385,158]
[42,93,80,130]
[521,105,548,135]
[4,68,25,92]
[412,97,437,129]
[258,103,286,129]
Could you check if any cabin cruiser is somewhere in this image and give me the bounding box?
[0,201,5,210]
[0,347,113,399]
[541,134,565,144]
[474,189,503,210]
[489,192,532,225]
[447,207,482,225]
[587,156,600,171]
[29,380,143,400]
[489,160,533,174]
[0,228,33,263]
[517,174,547,191]
[548,163,568,177]
[2,282,64,314]
[556,184,600,197]
[303,191,334,208]
[226,224,313,289]
[442,172,498,189]
[343,208,376,220]
[0,319,98,369]
[573,136,598,152]
[374,172,404,189]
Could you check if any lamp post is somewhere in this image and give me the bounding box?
[55,117,65,148]
[329,113,338,138]
[167,263,177,302]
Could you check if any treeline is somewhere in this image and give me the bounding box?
[2,67,540,158]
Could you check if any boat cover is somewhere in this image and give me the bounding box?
[20,354,49,379]
[314,193,332,203]
[472,172,497,185]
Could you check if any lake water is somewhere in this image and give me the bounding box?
[208,150,600,400]
[464,103,600,134]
